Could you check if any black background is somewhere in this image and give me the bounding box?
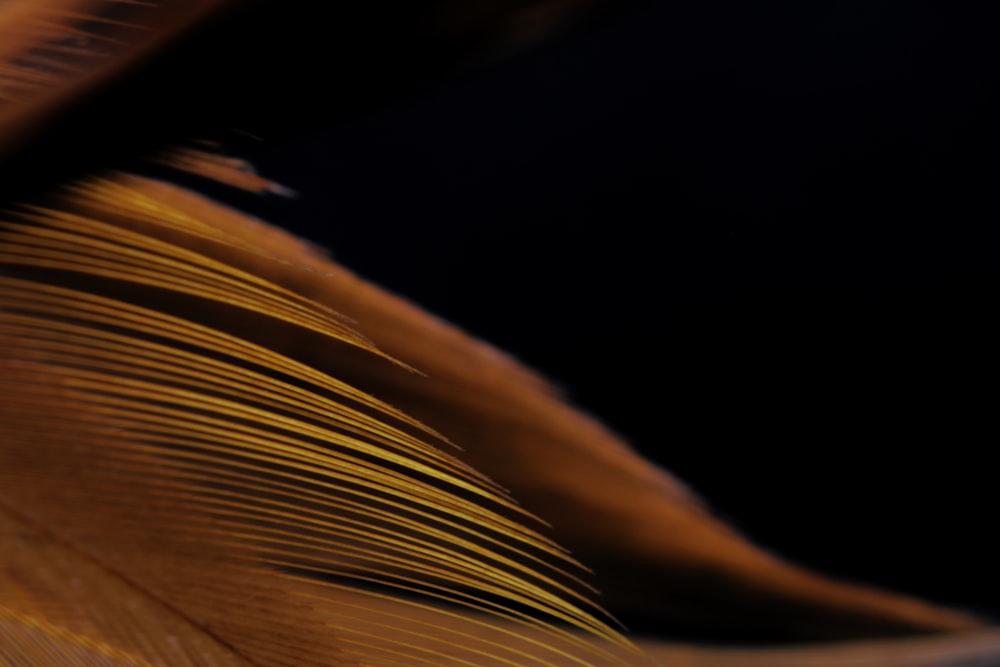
[249,0,1000,625]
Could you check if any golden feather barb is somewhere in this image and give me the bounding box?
[0,174,650,667]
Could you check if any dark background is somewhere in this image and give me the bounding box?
[245,0,1000,626]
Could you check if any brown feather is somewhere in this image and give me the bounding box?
[2,2,998,665]
[0,0,243,159]
[0,175,645,666]
[112,172,984,640]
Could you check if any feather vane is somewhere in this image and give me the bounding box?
[0,175,646,666]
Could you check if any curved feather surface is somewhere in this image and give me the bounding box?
[0,175,650,666]
[135,164,984,642]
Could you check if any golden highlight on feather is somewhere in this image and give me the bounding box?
[0,174,648,666]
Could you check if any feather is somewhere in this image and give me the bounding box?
[0,0,609,165]
[0,0,242,159]
[101,172,983,640]
[0,174,648,666]
[2,2,999,666]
